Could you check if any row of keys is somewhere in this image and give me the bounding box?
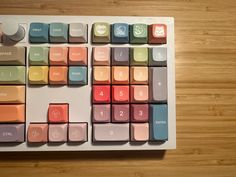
[29,47,87,66]
[29,22,166,44]
[28,66,87,85]
[28,123,88,143]
[93,104,168,142]
[93,47,167,66]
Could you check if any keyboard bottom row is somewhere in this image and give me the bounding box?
[0,104,168,143]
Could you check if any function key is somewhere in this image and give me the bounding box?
[0,46,26,65]
[68,66,87,85]
[92,22,110,43]
[92,104,110,122]
[69,23,87,43]
[131,47,148,65]
[93,47,110,66]
[49,47,68,66]
[29,47,48,65]
[29,23,49,43]
[69,47,87,66]
[49,23,68,43]
[112,23,129,44]
[130,24,148,44]
[27,123,48,143]
[111,47,129,66]
[149,47,167,66]
[149,24,167,44]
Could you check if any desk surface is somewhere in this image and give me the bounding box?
[0,0,236,177]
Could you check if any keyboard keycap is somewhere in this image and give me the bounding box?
[27,123,48,143]
[112,104,129,122]
[0,86,25,103]
[130,24,148,44]
[149,67,167,102]
[0,104,25,122]
[112,66,129,84]
[93,66,110,84]
[149,47,167,66]
[49,23,68,43]
[149,24,167,44]
[68,123,88,142]
[93,123,129,142]
[149,104,168,141]
[112,47,129,66]
[69,23,87,43]
[131,123,149,141]
[112,85,129,103]
[49,66,68,85]
[29,23,49,43]
[112,23,129,43]
[0,124,24,142]
[49,47,68,66]
[93,47,110,66]
[48,103,69,123]
[130,66,148,84]
[131,104,149,122]
[0,66,25,84]
[0,46,25,65]
[93,104,110,122]
[28,66,48,85]
[29,47,48,65]
[48,124,67,142]
[69,47,87,65]
[92,22,110,43]
[130,85,149,103]
[68,66,87,85]
[131,47,148,65]
[93,85,110,103]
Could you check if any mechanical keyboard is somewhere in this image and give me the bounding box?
[0,15,176,151]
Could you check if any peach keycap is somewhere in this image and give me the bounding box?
[131,123,149,141]
[27,124,48,143]
[48,103,69,123]
[93,47,110,65]
[131,85,149,103]
[130,66,148,84]
[0,86,25,103]
[93,66,110,84]
[0,104,25,122]
[49,66,68,85]
[112,66,129,84]
[49,47,68,65]
[69,47,87,65]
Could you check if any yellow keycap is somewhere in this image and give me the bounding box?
[0,86,25,103]
[28,66,48,84]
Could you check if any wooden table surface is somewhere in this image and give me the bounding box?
[0,0,236,177]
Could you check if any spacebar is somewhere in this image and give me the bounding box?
[93,123,129,142]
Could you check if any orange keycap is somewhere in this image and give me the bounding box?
[93,66,110,84]
[69,47,87,65]
[49,66,68,85]
[0,86,25,103]
[0,104,25,122]
[49,47,68,65]
[112,66,129,84]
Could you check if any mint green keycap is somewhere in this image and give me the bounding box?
[29,47,49,65]
[0,66,25,84]
[131,47,148,65]
[130,24,148,44]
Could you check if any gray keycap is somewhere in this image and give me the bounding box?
[69,23,87,43]
[93,123,129,142]
[112,47,129,65]
[149,47,167,66]
[0,124,24,142]
[0,46,25,65]
[149,67,167,102]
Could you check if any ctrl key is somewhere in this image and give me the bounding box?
[0,124,24,142]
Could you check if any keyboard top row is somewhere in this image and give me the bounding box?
[0,15,176,151]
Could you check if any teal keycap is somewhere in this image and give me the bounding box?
[131,47,148,65]
[130,24,148,44]
[29,47,48,65]
[69,66,87,85]
[29,23,49,43]
[49,23,68,43]
[150,104,168,141]
[0,66,25,84]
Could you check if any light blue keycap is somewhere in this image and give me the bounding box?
[29,23,49,43]
[69,66,87,85]
[150,104,168,141]
[49,23,68,43]
[112,23,129,43]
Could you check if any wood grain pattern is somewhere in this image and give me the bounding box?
[0,0,236,176]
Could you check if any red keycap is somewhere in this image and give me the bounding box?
[93,85,110,103]
[48,103,69,123]
[112,85,129,103]
[149,24,167,44]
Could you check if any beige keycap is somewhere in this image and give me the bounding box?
[0,86,25,103]
[0,46,25,65]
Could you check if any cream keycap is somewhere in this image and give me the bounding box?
[0,86,25,103]
[28,66,48,84]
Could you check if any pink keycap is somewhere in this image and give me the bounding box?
[131,104,149,122]
[48,124,67,142]
[93,123,129,142]
[93,104,110,122]
[68,123,87,142]
[131,123,149,141]
[27,123,48,143]
[112,104,129,122]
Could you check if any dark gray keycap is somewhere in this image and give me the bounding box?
[149,67,167,102]
[112,47,129,65]
[149,47,167,66]
[149,104,168,141]
[0,124,24,142]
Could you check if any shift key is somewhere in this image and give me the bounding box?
[0,66,25,84]
[0,46,26,65]
[0,104,25,122]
